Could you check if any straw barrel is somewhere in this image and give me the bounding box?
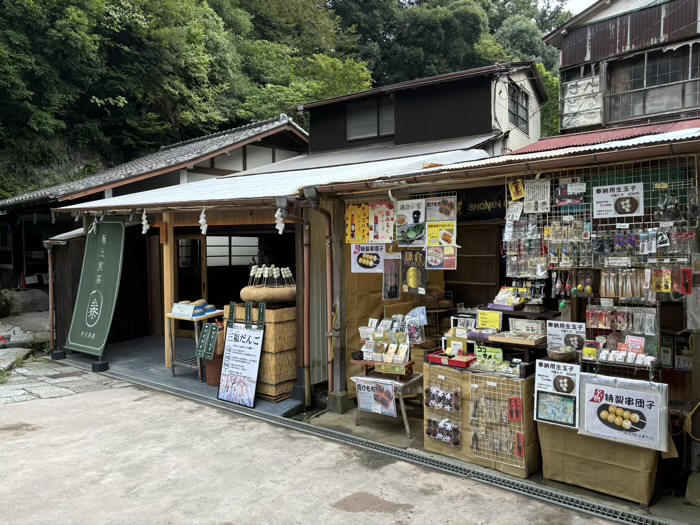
[240,285,296,303]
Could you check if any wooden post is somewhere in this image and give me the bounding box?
[163,212,176,368]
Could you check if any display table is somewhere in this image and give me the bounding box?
[166,310,224,380]
[350,372,423,438]
[351,359,414,378]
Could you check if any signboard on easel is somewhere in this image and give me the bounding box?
[218,325,264,408]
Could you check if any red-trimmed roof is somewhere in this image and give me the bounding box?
[513,119,700,155]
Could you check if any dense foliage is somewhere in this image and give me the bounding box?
[0,0,568,198]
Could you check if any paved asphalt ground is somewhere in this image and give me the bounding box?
[0,363,614,525]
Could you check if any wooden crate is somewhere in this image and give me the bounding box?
[231,304,296,323]
[257,379,295,399]
[259,349,297,384]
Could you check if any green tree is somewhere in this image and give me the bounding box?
[494,14,559,71]
[239,0,347,55]
[536,63,559,137]
[237,53,372,121]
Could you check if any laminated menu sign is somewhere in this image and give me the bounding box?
[535,361,580,428]
[426,246,457,270]
[218,326,264,408]
[524,179,551,213]
[546,321,586,350]
[426,196,456,221]
[369,201,395,243]
[592,183,644,218]
[402,248,426,294]
[427,222,456,246]
[351,244,385,274]
[396,199,426,247]
[578,373,668,452]
[345,204,370,243]
[355,377,397,417]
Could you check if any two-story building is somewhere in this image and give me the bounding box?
[49,62,548,411]
[545,0,700,132]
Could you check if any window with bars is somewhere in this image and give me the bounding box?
[606,45,700,122]
[206,236,259,267]
[346,96,395,140]
[508,82,529,134]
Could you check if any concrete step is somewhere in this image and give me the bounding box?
[0,347,33,372]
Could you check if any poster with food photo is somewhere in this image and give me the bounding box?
[578,373,668,452]
[426,246,457,270]
[427,221,456,246]
[345,204,370,243]
[535,360,580,428]
[592,183,644,218]
[396,199,426,247]
[369,201,395,243]
[351,244,385,274]
[426,196,457,222]
[402,248,427,294]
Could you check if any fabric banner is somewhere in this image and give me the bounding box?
[64,219,126,356]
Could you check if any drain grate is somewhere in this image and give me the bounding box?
[64,360,676,525]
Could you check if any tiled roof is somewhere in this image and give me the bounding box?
[0,115,307,209]
[512,119,700,155]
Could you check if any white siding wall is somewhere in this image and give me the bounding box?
[275,149,298,162]
[214,148,244,171]
[246,145,273,169]
[492,70,541,153]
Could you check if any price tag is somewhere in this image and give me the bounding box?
[475,346,504,363]
[487,381,498,388]
[655,182,669,189]
[562,215,574,222]
[600,298,614,307]
[510,319,545,334]
[477,310,502,330]
[663,259,671,263]
[605,257,631,267]
[171,303,195,319]
[660,221,674,227]
[455,328,468,339]
[418,287,426,295]
[438,375,446,381]
[616,223,629,229]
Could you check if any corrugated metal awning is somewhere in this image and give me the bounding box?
[55,137,492,213]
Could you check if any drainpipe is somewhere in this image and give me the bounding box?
[278,200,312,407]
[303,188,335,395]
[43,239,66,356]
[302,219,312,406]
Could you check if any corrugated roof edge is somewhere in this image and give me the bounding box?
[0,114,308,210]
[300,62,548,109]
[413,126,700,175]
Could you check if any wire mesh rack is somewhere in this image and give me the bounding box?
[503,155,699,272]
[468,374,528,469]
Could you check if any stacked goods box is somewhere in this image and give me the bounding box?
[537,423,658,505]
[224,304,297,402]
[423,362,540,479]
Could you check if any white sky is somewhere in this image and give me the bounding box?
[565,0,597,15]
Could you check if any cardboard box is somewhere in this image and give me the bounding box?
[538,422,658,505]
